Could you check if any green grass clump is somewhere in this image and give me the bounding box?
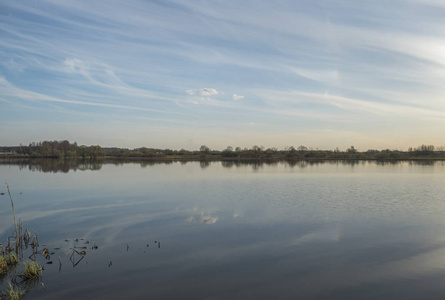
[6,253,18,266]
[6,282,25,300]
[0,256,7,276]
[22,261,41,280]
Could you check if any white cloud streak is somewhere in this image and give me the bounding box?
[251,88,445,119]
[0,77,189,116]
[186,88,219,96]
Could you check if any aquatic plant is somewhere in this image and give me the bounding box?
[6,282,25,300]
[0,184,45,299]
[0,256,7,276]
[6,253,18,266]
[21,261,41,280]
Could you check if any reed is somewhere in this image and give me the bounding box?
[6,253,18,265]
[21,261,41,280]
[6,282,25,300]
[0,256,7,276]
[0,184,44,299]
[6,183,19,252]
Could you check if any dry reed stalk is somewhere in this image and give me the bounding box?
[6,183,18,252]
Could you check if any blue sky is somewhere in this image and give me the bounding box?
[1,0,445,150]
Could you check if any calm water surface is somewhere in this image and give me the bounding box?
[1,160,445,299]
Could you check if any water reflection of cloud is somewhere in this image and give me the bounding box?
[187,209,219,224]
[290,226,344,245]
[12,201,154,222]
[0,200,169,242]
[259,243,445,299]
[145,224,445,299]
[200,216,218,224]
[233,210,244,218]
[187,215,218,224]
[81,211,175,244]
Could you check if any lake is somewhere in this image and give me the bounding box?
[1,159,445,299]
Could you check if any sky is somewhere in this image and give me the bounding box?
[1,0,445,151]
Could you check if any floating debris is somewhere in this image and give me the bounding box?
[42,247,50,259]
[69,249,86,267]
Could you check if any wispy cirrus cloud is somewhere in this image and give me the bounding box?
[251,88,445,119]
[0,76,187,116]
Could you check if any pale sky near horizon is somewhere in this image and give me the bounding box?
[1,0,445,151]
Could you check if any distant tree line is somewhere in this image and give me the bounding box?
[0,142,444,161]
[0,140,104,159]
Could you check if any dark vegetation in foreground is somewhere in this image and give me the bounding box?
[1,184,43,300]
[1,140,444,161]
[1,184,102,299]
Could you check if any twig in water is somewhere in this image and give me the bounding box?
[69,249,86,267]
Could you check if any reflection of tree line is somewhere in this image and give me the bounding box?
[11,159,104,173]
[221,159,442,169]
[0,158,442,173]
